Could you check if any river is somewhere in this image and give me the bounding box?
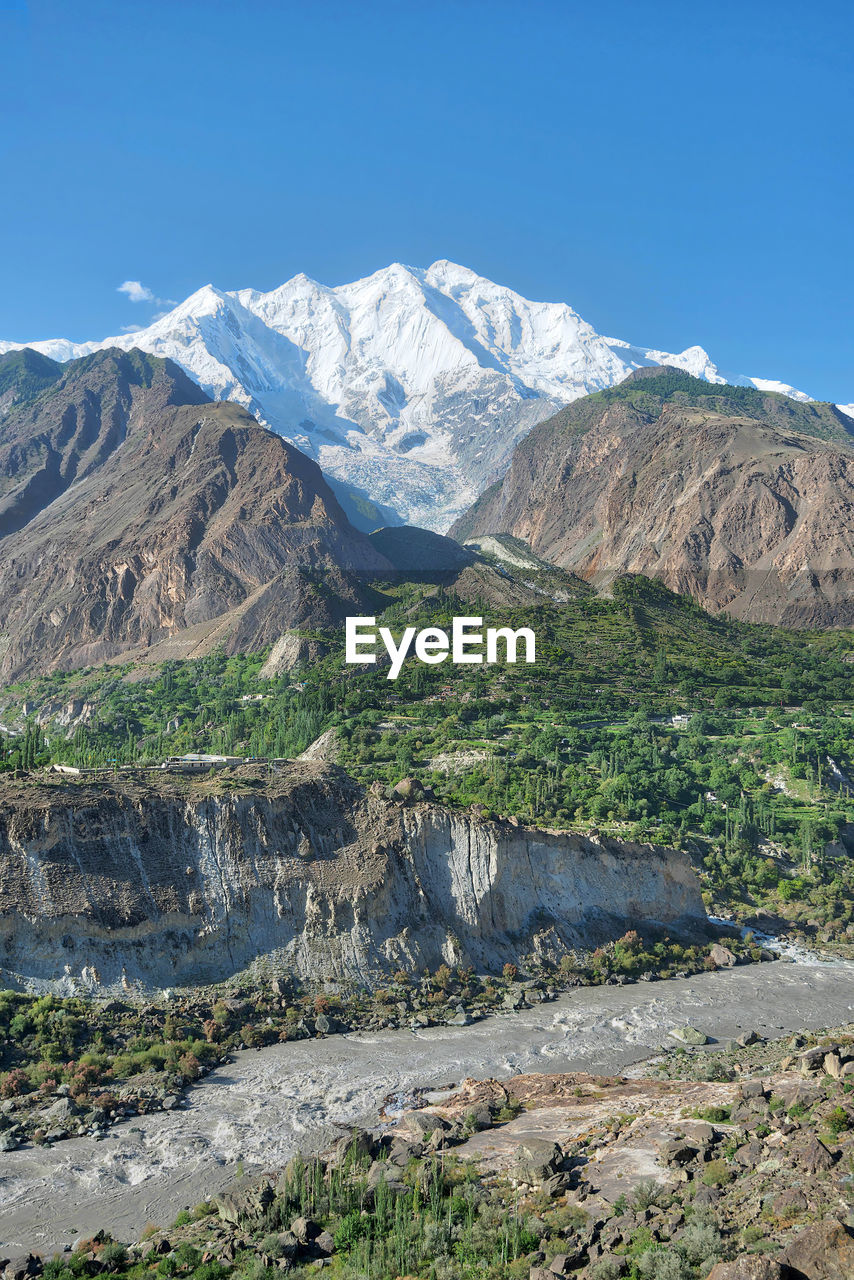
[1,952,852,1255]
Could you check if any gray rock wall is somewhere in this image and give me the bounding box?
[0,767,704,992]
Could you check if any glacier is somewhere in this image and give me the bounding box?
[0,259,823,530]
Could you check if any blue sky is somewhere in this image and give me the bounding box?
[1,0,852,401]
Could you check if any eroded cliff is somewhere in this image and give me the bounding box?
[0,765,705,991]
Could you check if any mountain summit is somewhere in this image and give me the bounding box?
[0,262,820,531]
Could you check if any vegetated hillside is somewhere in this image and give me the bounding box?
[0,347,394,680]
[3,573,854,948]
[452,367,854,627]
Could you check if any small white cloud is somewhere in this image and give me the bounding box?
[118,280,155,304]
[120,323,144,333]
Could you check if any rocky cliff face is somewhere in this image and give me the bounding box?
[0,348,392,680]
[453,368,854,627]
[0,766,704,991]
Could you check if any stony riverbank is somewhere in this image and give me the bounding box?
[0,933,764,1152]
[2,956,854,1258]
[5,1024,854,1280]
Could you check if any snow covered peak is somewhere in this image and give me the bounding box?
[0,262,830,530]
[424,259,485,289]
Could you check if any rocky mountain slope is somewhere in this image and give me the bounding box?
[0,262,824,530]
[0,764,704,990]
[0,347,392,680]
[453,368,854,627]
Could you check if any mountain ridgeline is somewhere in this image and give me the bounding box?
[452,367,854,628]
[0,260,822,531]
[2,348,854,687]
[0,347,395,680]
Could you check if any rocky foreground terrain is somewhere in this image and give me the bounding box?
[454,368,854,627]
[5,1026,852,1280]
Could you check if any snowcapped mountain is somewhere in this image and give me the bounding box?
[0,261,821,530]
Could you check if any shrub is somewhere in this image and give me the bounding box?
[194,1265,229,1280]
[826,1105,850,1135]
[701,1159,733,1187]
[629,1178,667,1211]
[695,1105,730,1123]
[0,1068,28,1098]
[43,1261,69,1280]
[178,1052,201,1082]
[98,1243,128,1271]
[334,1209,372,1251]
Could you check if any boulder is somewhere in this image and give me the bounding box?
[542,1171,573,1196]
[290,1217,320,1244]
[330,1129,375,1166]
[315,1231,334,1256]
[517,1138,562,1183]
[392,777,424,802]
[797,1138,836,1173]
[731,1099,768,1124]
[2,1256,42,1280]
[670,1026,708,1046]
[773,1188,808,1218]
[215,1178,274,1225]
[736,1030,762,1047]
[548,1247,586,1274]
[590,1252,628,1276]
[661,1139,701,1167]
[685,1121,716,1143]
[39,1097,78,1125]
[388,1137,423,1165]
[399,1110,449,1137]
[273,1233,299,1261]
[778,1219,854,1280]
[704,1259,787,1280]
[732,1139,765,1167]
[709,944,737,968]
[366,1160,408,1191]
[402,1111,450,1141]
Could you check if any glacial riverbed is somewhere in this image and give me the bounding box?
[2,956,853,1255]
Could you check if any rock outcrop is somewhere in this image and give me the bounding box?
[0,765,704,990]
[453,368,854,627]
